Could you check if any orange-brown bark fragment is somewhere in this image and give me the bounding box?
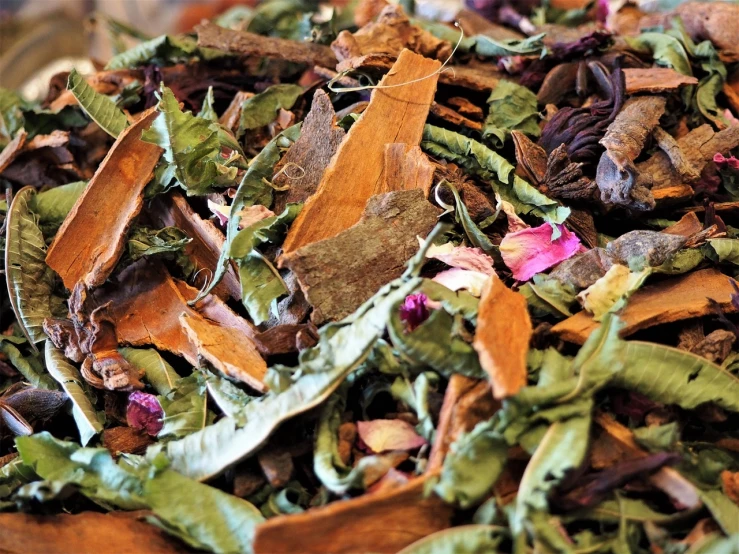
[473,276,532,399]
[45,108,162,290]
[623,68,698,94]
[282,49,440,254]
[552,269,739,344]
[381,144,436,196]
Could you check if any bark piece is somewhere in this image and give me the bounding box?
[284,190,441,324]
[638,124,739,191]
[196,22,338,68]
[0,511,193,554]
[473,276,531,399]
[427,376,499,472]
[91,262,264,371]
[691,329,735,364]
[596,96,666,210]
[446,96,484,121]
[255,324,315,356]
[257,446,294,488]
[429,102,482,131]
[102,426,154,455]
[252,477,452,554]
[456,8,526,41]
[623,67,698,94]
[26,130,70,150]
[552,269,739,344]
[0,129,27,174]
[273,90,345,213]
[45,108,162,290]
[332,5,451,63]
[593,411,700,508]
[663,212,703,237]
[219,91,253,135]
[149,192,241,301]
[282,50,440,254]
[381,144,436,195]
[652,127,701,183]
[550,248,613,290]
[180,312,267,393]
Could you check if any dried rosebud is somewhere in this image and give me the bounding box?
[399,293,430,331]
[126,391,163,436]
[714,153,739,170]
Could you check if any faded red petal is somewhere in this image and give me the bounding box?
[357,419,427,453]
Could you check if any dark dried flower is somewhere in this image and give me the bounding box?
[714,153,739,170]
[126,391,164,436]
[399,293,430,331]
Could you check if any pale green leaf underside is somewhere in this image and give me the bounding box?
[67,68,129,138]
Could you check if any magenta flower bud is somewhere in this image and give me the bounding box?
[126,391,164,436]
[399,293,430,331]
[714,153,739,169]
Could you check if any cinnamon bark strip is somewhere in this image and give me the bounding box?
[252,477,452,554]
[45,108,162,290]
[427,376,499,473]
[282,49,440,254]
[552,269,739,344]
[473,276,532,399]
[381,144,436,195]
[196,22,338,68]
[0,511,192,554]
[623,68,698,94]
[149,192,241,301]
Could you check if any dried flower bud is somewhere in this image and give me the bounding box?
[399,293,430,331]
[126,391,163,436]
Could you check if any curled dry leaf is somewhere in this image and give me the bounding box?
[473,276,532,399]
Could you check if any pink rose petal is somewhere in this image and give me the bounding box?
[357,419,427,453]
[126,391,163,436]
[426,242,495,274]
[500,223,583,282]
[432,268,490,296]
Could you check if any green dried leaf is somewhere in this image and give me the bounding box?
[5,187,62,345]
[482,80,540,147]
[45,341,103,446]
[105,34,226,70]
[0,88,29,149]
[158,374,215,439]
[238,84,303,137]
[67,68,129,138]
[422,125,568,225]
[150,276,421,480]
[29,180,87,235]
[397,525,506,554]
[197,87,218,122]
[141,85,245,196]
[15,433,263,553]
[119,347,179,397]
[625,32,693,76]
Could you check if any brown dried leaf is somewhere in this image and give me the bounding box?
[0,129,27,175]
[473,276,532,399]
[331,5,451,63]
[552,268,739,344]
[257,446,294,488]
[252,477,452,554]
[283,190,441,324]
[282,49,440,254]
[623,67,698,94]
[45,108,162,290]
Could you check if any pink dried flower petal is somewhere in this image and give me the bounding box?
[399,293,430,331]
[433,268,489,296]
[357,419,427,453]
[500,223,583,282]
[126,391,164,436]
[207,201,275,229]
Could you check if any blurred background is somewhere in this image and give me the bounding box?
[0,0,258,99]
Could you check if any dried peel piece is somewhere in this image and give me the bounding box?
[473,276,532,399]
[45,108,162,290]
[282,49,440,254]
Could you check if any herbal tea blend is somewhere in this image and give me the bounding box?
[1,0,739,552]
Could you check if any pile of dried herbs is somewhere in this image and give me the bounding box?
[2,0,739,552]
